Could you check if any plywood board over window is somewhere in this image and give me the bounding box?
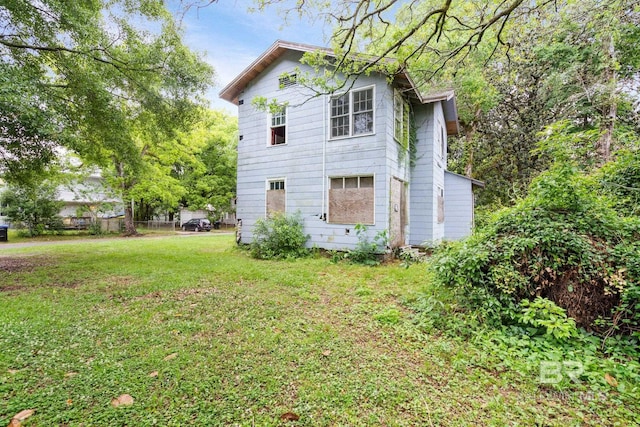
[437,186,445,223]
[328,176,374,224]
[267,180,285,215]
[389,177,407,248]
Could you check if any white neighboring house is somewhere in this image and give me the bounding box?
[57,172,122,228]
[219,40,483,250]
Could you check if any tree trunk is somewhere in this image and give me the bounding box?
[463,117,479,177]
[115,160,138,236]
[596,31,617,164]
[123,201,137,236]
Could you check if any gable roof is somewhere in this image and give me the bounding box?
[219,40,459,135]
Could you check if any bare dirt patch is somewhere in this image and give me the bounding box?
[0,256,52,274]
[0,256,80,293]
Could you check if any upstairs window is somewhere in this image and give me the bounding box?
[394,91,410,146]
[330,87,374,138]
[270,107,287,145]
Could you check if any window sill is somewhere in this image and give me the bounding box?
[328,132,375,141]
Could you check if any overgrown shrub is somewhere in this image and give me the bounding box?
[88,220,106,236]
[431,163,640,336]
[250,211,309,260]
[343,224,388,266]
[599,149,640,216]
[1,183,64,237]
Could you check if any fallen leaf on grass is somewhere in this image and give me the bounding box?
[149,371,159,377]
[64,372,78,378]
[110,394,134,407]
[322,350,331,357]
[280,412,300,421]
[605,373,618,387]
[7,369,18,375]
[66,399,73,406]
[163,353,178,361]
[8,409,34,426]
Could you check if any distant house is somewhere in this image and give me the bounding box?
[57,171,122,227]
[220,40,482,250]
[0,171,122,228]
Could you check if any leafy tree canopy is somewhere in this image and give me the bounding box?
[180,110,238,216]
[1,0,215,234]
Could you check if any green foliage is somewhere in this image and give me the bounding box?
[518,297,578,340]
[343,224,388,266]
[1,0,214,234]
[88,220,105,236]
[1,182,64,237]
[374,308,401,325]
[598,149,640,216]
[250,212,309,260]
[180,110,238,216]
[431,162,640,336]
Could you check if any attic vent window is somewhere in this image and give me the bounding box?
[279,73,297,88]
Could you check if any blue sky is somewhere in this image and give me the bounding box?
[169,1,331,113]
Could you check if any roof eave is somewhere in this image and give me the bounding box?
[219,40,331,104]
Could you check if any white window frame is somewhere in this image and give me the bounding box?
[265,177,286,216]
[267,106,288,146]
[393,90,410,145]
[329,85,375,139]
[439,122,446,159]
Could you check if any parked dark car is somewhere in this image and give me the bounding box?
[181,218,212,232]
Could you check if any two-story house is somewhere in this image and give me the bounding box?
[220,40,482,250]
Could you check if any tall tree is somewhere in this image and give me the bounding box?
[252,0,638,207]
[1,0,214,234]
[180,110,238,218]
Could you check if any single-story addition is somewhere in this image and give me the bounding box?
[220,40,483,250]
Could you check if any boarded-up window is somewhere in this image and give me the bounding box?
[328,176,374,224]
[267,180,285,215]
[437,186,445,223]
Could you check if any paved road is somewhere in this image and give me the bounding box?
[0,232,233,251]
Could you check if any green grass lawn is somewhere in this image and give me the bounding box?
[0,235,633,426]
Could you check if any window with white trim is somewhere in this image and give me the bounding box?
[439,123,446,159]
[328,175,374,224]
[394,91,410,146]
[266,179,285,215]
[269,107,287,146]
[330,87,374,138]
